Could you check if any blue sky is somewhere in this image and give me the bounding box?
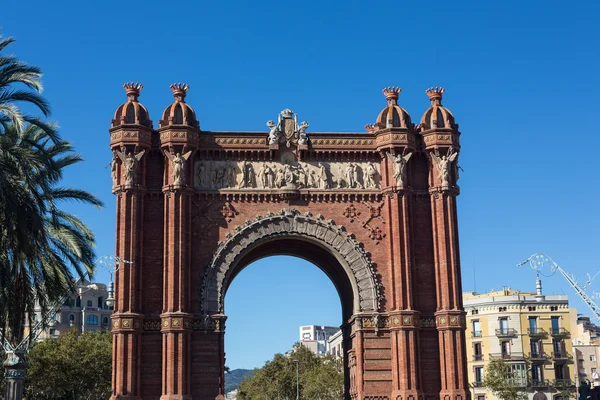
[3,0,600,369]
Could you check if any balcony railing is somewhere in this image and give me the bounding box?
[472,330,482,338]
[553,379,574,387]
[526,352,548,362]
[528,379,550,388]
[472,382,485,388]
[528,328,547,337]
[552,352,573,362]
[495,328,518,337]
[473,354,484,361]
[550,328,570,337]
[489,352,524,361]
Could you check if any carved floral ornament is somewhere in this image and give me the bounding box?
[200,209,383,315]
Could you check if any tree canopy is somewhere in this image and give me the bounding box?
[482,359,528,400]
[237,343,344,400]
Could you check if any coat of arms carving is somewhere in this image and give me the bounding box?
[267,109,309,147]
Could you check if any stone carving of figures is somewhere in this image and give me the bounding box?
[238,161,256,188]
[116,149,145,186]
[275,166,285,188]
[365,162,378,189]
[297,121,309,145]
[430,149,458,187]
[283,164,295,186]
[214,165,225,188]
[345,163,363,189]
[387,152,413,188]
[225,161,236,188]
[297,163,308,188]
[336,165,347,188]
[258,163,269,189]
[266,165,275,188]
[317,162,330,189]
[195,162,205,188]
[267,120,280,145]
[308,170,317,188]
[110,153,118,186]
[164,150,192,186]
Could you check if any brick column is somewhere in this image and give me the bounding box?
[160,186,194,400]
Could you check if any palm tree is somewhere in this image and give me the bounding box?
[0,34,56,139]
[0,123,103,348]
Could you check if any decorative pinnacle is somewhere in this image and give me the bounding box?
[170,83,189,102]
[123,82,143,101]
[365,123,377,133]
[426,87,445,105]
[382,86,401,104]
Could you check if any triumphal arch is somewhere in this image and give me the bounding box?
[108,83,469,400]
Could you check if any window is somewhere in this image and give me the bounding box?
[86,300,93,307]
[49,329,55,335]
[591,355,597,362]
[477,396,485,400]
[553,339,564,355]
[472,320,481,337]
[474,343,483,360]
[86,315,98,325]
[69,314,75,323]
[472,309,479,315]
[529,316,538,334]
[511,363,527,386]
[551,316,560,334]
[501,341,511,356]
[499,318,509,335]
[532,364,543,381]
[102,316,109,326]
[554,364,565,380]
[76,296,81,307]
[530,339,541,355]
[475,367,484,383]
[98,296,103,308]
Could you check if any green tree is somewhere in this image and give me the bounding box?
[25,329,112,400]
[0,34,56,137]
[237,343,344,400]
[0,122,103,348]
[482,359,528,400]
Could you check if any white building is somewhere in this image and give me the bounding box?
[327,330,344,359]
[26,279,113,340]
[299,325,340,356]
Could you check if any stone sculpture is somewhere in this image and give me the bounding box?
[318,162,330,189]
[387,152,413,187]
[431,149,458,187]
[267,120,279,145]
[237,160,256,188]
[111,153,118,186]
[365,162,378,189]
[116,149,145,186]
[165,150,192,186]
[297,121,309,145]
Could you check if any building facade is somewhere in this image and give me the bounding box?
[328,330,344,360]
[570,311,600,387]
[299,325,340,356]
[26,280,112,340]
[464,280,575,400]
[109,83,470,400]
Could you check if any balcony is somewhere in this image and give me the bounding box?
[550,328,570,338]
[472,330,482,338]
[473,354,484,361]
[553,379,574,387]
[472,382,485,388]
[528,379,550,388]
[495,328,518,337]
[528,328,547,337]
[489,352,524,361]
[525,352,548,362]
[552,352,573,362]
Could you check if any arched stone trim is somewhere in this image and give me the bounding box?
[200,208,382,315]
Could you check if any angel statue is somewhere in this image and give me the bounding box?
[430,149,458,187]
[267,120,280,145]
[164,150,192,186]
[116,149,145,186]
[297,121,309,145]
[110,152,118,186]
[387,152,413,188]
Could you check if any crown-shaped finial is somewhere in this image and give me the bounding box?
[365,123,377,133]
[123,82,143,101]
[170,83,189,101]
[382,86,402,104]
[426,87,445,105]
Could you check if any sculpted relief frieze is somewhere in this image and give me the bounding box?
[193,160,381,191]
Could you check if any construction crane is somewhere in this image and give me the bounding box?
[518,253,600,321]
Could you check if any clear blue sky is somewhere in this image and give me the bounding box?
[3,0,600,369]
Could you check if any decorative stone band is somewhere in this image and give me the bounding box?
[4,369,25,378]
[421,131,461,147]
[429,186,460,198]
[354,311,429,331]
[112,184,147,196]
[434,310,466,330]
[109,129,153,146]
[158,130,200,146]
[201,208,383,315]
[142,316,226,333]
[111,314,144,333]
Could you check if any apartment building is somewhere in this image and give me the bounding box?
[570,311,600,387]
[464,279,575,400]
[299,325,340,356]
